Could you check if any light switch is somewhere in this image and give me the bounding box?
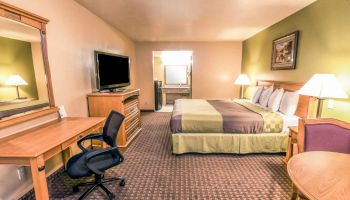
[58,105,68,118]
[17,167,26,180]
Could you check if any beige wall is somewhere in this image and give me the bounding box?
[135,42,242,110]
[0,0,135,199]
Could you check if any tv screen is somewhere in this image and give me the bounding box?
[95,51,130,90]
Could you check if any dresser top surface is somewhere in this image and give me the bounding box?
[87,89,140,97]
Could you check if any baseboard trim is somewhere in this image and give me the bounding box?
[17,164,64,200]
[141,109,154,112]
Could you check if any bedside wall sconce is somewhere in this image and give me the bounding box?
[5,75,28,99]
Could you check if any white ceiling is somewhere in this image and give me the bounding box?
[76,0,316,42]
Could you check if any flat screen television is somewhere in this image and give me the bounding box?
[95,51,130,90]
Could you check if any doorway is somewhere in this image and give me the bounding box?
[152,51,193,112]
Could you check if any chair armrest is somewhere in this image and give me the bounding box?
[292,143,299,155]
[85,147,123,175]
[77,133,103,152]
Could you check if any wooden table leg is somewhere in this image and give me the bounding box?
[30,155,49,200]
[285,135,292,163]
[291,183,298,200]
[62,147,72,169]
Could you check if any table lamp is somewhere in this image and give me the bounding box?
[234,74,251,99]
[298,74,348,118]
[5,75,28,99]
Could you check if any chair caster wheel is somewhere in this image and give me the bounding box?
[108,193,115,199]
[73,186,79,193]
[119,180,126,187]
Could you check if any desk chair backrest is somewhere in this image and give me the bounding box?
[103,110,125,147]
[298,118,350,153]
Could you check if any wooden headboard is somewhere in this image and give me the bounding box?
[257,80,312,118]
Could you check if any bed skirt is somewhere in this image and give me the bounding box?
[171,133,288,154]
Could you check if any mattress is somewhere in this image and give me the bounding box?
[172,132,289,154]
[171,99,284,134]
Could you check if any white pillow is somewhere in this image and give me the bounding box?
[268,88,284,112]
[258,86,274,107]
[251,86,263,103]
[279,91,300,116]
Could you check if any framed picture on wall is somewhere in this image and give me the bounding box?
[271,31,299,70]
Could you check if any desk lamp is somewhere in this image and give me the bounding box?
[5,75,28,99]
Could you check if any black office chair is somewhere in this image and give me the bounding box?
[67,111,126,200]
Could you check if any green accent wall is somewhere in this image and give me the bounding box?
[242,0,350,122]
[0,36,38,101]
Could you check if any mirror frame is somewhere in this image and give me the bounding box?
[0,1,56,128]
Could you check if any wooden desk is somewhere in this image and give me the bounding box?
[288,151,350,200]
[0,117,105,200]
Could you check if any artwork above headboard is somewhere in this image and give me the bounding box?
[256,80,313,118]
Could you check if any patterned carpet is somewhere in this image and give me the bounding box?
[22,112,292,200]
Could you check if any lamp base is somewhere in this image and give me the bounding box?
[316,98,324,118]
[240,85,245,99]
[15,85,27,100]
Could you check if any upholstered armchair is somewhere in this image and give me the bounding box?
[296,118,350,154]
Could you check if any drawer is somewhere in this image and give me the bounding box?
[125,109,139,121]
[61,132,87,150]
[124,98,139,109]
[124,103,139,117]
[125,113,139,130]
[178,88,190,93]
[61,125,101,149]
[126,118,140,140]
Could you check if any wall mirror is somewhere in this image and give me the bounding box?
[165,65,188,85]
[0,2,54,122]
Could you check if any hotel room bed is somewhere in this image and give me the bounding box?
[170,80,309,154]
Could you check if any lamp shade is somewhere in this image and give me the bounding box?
[234,74,251,85]
[5,75,28,86]
[298,74,348,99]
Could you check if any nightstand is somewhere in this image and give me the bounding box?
[285,126,298,164]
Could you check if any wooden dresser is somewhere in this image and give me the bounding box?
[87,89,141,148]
